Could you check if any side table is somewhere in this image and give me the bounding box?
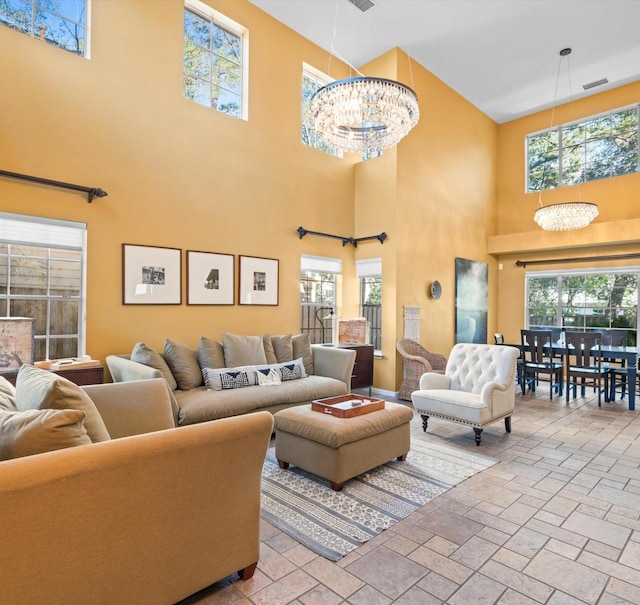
[1,365,105,387]
[337,344,374,393]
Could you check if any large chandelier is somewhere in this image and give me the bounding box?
[534,202,599,231]
[534,48,598,231]
[309,76,419,154]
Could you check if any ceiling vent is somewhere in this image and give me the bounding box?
[347,0,376,13]
[583,78,609,90]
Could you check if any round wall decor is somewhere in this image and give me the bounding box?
[430,280,442,300]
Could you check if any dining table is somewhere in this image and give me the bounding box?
[510,341,639,411]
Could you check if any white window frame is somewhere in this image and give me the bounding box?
[356,258,382,353]
[0,213,87,360]
[184,0,249,120]
[526,103,639,193]
[300,254,341,344]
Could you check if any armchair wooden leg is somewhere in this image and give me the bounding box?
[420,414,429,432]
[505,416,511,433]
[473,427,482,446]
[238,561,258,580]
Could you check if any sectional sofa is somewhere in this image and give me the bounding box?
[106,332,357,426]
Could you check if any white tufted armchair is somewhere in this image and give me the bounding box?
[411,343,520,445]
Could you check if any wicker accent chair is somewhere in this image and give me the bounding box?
[396,339,447,401]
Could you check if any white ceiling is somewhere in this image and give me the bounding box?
[248,0,640,123]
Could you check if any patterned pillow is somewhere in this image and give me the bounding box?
[202,368,257,391]
[280,360,304,382]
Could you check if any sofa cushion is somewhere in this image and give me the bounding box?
[202,358,306,391]
[292,333,314,375]
[131,342,178,391]
[263,334,277,364]
[163,339,202,390]
[222,332,267,367]
[270,334,293,363]
[0,408,91,460]
[0,375,17,411]
[15,364,111,443]
[197,336,225,370]
[176,374,348,425]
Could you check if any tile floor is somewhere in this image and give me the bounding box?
[180,386,640,605]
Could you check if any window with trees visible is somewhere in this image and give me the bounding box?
[357,258,381,352]
[0,213,87,361]
[527,105,639,192]
[302,65,341,157]
[526,269,638,346]
[300,255,340,344]
[0,0,87,56]
[184,0,246,118]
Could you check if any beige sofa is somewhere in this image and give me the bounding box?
[106,334,357,426]
[0,376,274,605]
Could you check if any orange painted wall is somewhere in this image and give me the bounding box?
[0,0,358,367]
[494,81,640,343]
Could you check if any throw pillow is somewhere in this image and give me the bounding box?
[0,408,91,460]
[256,367,281,386]
[15,364,111,443]
[292,333,315,375]
[0,375,17,411]
[202,367,257,391]
[131,342,178,391]
[163,339,202,390]
[262,334,277,365]
[222,332,267,368]
[270,334,293,363]
[197,336,225,370]
[279,359,306,382]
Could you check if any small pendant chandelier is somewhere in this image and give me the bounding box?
[534,48,598,231]
[309,76,419,154]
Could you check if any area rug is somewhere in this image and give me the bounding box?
[260,438,498,560]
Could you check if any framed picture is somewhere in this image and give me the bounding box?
[455,257,488,344]
[238,255,279,306]
[187,250,234,305]
[122,244,182,305]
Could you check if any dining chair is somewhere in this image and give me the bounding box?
[520,329,564,399]
[564,331,607,407]
[596,329,628,401]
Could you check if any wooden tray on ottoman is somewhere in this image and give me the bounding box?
[311,394,385,418]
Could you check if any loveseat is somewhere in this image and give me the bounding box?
[106,333,357,426]
[0,368,273,604]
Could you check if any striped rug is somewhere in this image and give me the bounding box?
[260,438,497,561]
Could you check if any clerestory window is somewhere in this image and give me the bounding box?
[526,104,639,192]
[0,0,88,56]
[302,64,341,158]
[183,0,247,119]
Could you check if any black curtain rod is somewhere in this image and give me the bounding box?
[0,169,108,203]
[516,252,640,268]
[297,226,387,248]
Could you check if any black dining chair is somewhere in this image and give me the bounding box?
[564,331,607,407]
[520,329,564,399]
[596,329,628,401]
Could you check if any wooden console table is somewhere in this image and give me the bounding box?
[1,365,104,387]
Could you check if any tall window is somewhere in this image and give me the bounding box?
[0,213,87,361]
[302,64,341,157]
[527,104,639,192]
[0,0,87,56]
[183,0,246,119]
[300,255,341,344]
[526,269,638,345]
[356,258,382,351]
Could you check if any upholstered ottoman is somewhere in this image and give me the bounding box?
[273,402,413,491]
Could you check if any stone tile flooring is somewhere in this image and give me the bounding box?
[179,387,640,604]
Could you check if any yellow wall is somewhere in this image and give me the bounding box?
[493,82,640,343]
[0,0,360,366]
[353,49,499,390]
[0,0,501,391]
